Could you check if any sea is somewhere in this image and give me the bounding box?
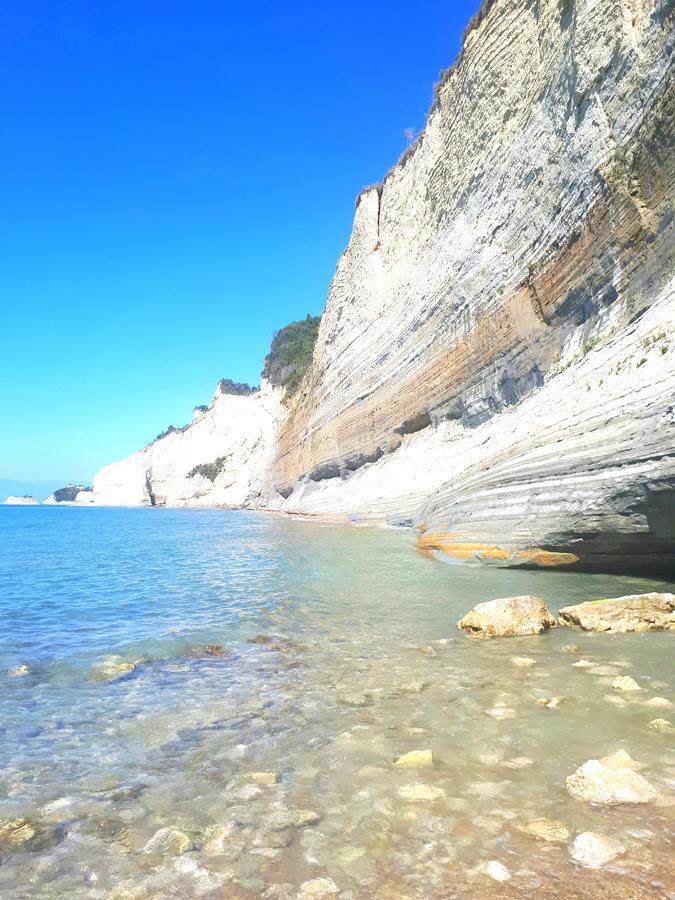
[1,506,673,898]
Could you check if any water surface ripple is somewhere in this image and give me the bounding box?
[1,507,673,898]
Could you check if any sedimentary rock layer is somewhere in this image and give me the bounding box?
[267,0,675,572]
[88,0,675,572]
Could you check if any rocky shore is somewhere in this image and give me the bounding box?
[3,578,673,898]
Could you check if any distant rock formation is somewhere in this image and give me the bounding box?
[86,0,674,573]
[3,496,39,505]
[43,485,93,505]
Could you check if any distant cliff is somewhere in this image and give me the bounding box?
[91,379,282,508]
[88,0,675,573]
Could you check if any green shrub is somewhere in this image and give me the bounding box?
[187,457,228,482]
[218,379,257,396]
[263,314,321,398]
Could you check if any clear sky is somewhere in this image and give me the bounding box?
[0,0,482,485]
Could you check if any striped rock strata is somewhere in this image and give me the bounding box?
[266,0,675,573]
[89,0,674,572]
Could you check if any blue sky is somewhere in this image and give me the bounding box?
[0,0,481,484]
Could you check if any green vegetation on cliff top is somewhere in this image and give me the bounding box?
[218,378,257,396]
[263,314,321,397]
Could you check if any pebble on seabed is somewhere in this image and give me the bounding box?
[91,656,136,682]
[485,860,511,882]
[398,783,446,802]
[143,827,193,855]
[517,817,570,843]
[536,696,564,709]
[612,675,642,692]
[247,772,280,785]
[297,877,340,898]
[648,718,675,733]
[394,749,433,767]
[0,818,36,848]
[570,831,625,868]
[645,696,673,709]
[488,705,517,720]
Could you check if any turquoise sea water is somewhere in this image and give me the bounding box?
[1,507,674,898]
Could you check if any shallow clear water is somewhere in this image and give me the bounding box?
[1,507,673,899]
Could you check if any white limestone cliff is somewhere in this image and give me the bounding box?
[3,496,39,505]
[86,0,674,572]
[89,381,283,508]
[265,0,675,572]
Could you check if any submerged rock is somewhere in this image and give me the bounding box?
[265,807,321,831]
[511,656,536,668]
[644,696,672,709]
[297,877,340,899]
[398,783,446,802]
[570,832,625,868]
[600,749,643,770]
[7,664,30,677]
[457,595,556,637]
[502,756,533,769]
[185,644,226,658]
[488,705,517,720]
[648,718,675,733]
[202,823,236,856]
[566,757,656,804]
[612,676,641,692]
[536,696,564,710]
[0,818,36,849]
[517,817,570,843]
[400,681,428,693]
[558,592,675,632]
[91,656,136,682]
[143,826,193,855]
[247,772,279,785]
[418,645,437,657]
[339,692,372,708]
[261,886,295,900]
[394,749,433,767]
[590,665,621,676]
[232,783,262,802]
[485,860,511,882]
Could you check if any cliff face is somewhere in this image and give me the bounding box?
[91,382,282,508]
[265,0,675,572]
[89,0,674,572]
